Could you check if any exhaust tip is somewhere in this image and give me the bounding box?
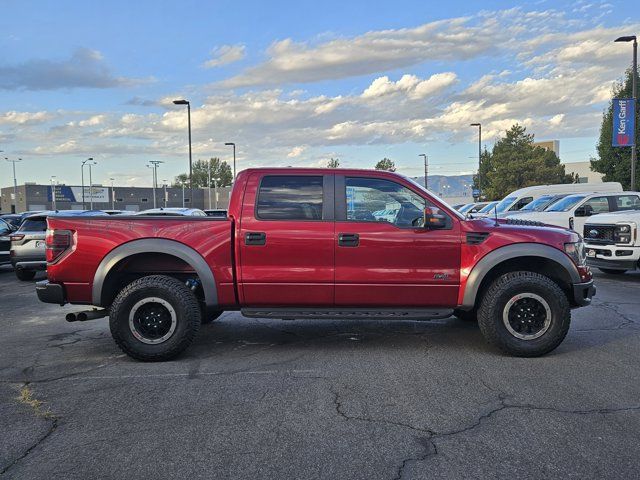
[65,313,77,322]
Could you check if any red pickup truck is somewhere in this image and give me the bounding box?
[37,168,595,361]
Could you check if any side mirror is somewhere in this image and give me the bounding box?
[423,207,447,229]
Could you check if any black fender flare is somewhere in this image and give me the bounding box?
[92,238,218,308]
[460,243,580,309]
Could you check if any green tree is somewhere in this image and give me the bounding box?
[375,158,396,171]
[482,124,571,199]
[327,157,340,168]
[472,147,492,196]
[173,158,233,188]
[591,68,639,189]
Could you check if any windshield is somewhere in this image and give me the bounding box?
[519,195,554,212]
[478,201,498,213]
[494,196,517,213]
[458,203,475,213]
[545,194,588,212]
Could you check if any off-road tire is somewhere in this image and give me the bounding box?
[598,268,627,275]
[477,271,570,357]
[201,310,224,325]
[15,269,36,281]
[109,275,201,361]
[453,308,477,322]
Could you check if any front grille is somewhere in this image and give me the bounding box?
[466,232,490,245]
[583,224,615,245]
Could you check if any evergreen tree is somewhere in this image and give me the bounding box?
[374,158,396,171]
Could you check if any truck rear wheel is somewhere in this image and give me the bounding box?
[477,271,570,357]
[15,269,36,281]
[109,275,201,361]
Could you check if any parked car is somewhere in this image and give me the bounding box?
[493,182,623,215]
[473,201,500,217]
[583,210,640,275]
[0,219,14,266]
[38,168,594,361]
[10,210,107,281]
[135,208,207,216]
[500,194,568,218]
[509,192,640,232]
[203,209,228,218]
[1,211,44,228]
[457,203,477,214]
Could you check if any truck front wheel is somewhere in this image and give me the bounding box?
[109,275,201,361]
[477,271,570,357]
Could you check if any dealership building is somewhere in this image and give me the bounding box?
[0,183,232,214]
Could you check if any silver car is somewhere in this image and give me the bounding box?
[10,210,108,281]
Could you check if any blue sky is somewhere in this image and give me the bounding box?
[0,0,638,187]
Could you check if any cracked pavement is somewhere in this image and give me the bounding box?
[1,266,640,479]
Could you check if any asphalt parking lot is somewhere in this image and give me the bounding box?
[1,267,639,480]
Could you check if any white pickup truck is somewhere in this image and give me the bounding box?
[583,210,640,274]
[509,192,640,233]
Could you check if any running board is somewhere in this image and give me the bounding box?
[241,308,453,321]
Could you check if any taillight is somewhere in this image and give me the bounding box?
[46,229,74,263]
[9,234,24,242]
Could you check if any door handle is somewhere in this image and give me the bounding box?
[338,233,359,247]
[245,232,266,246]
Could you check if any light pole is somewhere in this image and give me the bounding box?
[84,159,97,210]
[147,160,163,209]
[110,178,115,210]
[225,142,236,180]
[173,99,193,201]
[214,178,219,209]
[615,35,638,190]
[5,157,21,213]
[181,180,185,207]
[470,123,482,198]
[162,180,168,207]
[419,153,428,189]
[207,159,212,209]
[81,157,95,209]
[50,176,57,210]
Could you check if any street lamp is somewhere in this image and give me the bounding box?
[418,153,428,189]
[173,99,193,200]
[147,160,163,209]
[470,123,482,198]
[162,180,168,208]
[5,157,21,213]
[225,142,236,180]
[50,176,57,210]
[81,158,96,209]
[614,35,638,190]
[110,178,115,210]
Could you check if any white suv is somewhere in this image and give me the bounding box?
[583,210,640,274]
[509,192,640,233]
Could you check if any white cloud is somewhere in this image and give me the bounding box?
[203,45,246,68]
[0,111,52,125]
[287,146,306,158]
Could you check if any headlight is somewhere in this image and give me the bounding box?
[564,241,586,266]
[614,224,633,244]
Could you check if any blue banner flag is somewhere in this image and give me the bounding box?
[612,98,635,147]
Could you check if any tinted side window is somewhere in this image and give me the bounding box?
[615,195,640,211]
[512,197,533,210]
[257,176,323,220]
[19,218,47,232]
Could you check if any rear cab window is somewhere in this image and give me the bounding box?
[256,175,325,221]
[614,195,640,211]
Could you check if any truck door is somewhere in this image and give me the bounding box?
[334,175,461,307]
[239,173,335,306]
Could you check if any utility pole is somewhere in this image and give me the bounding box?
[5,157,21,213]
[162,180,168,207]
[419,154,428,189]
[147,160,163,209]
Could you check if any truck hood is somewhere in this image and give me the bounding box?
[463,216,579,246]
[505,211,570,229]
[586,210,640,224]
